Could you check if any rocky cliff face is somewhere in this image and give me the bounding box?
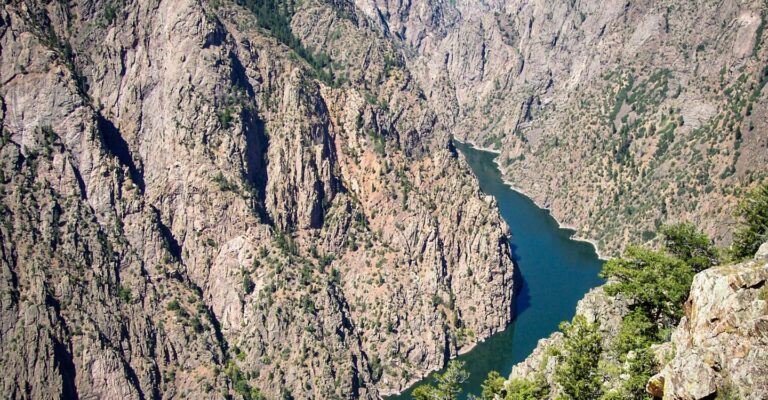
[357,0,768,255]
[647,248,768,400]
[0,0,515,398]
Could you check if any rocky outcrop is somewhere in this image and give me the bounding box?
[648,247,768,399]
[0,0,515,398]
[756,242,768,259]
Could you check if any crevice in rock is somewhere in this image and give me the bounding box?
[480,41,488,78]
[350,353,363,395]
[0,229,20,302]
[148,362,161,400]
[375,7,391,37]
[229,51,254,97]
[203,23,225,49]
[119,353,146,400]
[446,137,458,158]
[150,206,182,262]
[310,180,326,229]
[68,159,88,199]
[442,326,452,365]
[52,336,78,400]
[96,115,145,193]
[242,107,271,225]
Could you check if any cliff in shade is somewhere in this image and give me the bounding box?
[356,0,768,255]
[0,0,517,398]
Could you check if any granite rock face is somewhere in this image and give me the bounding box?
[649,248,768,399]
[0,0,515,398]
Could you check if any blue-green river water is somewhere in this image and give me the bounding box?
[388,142,605,399]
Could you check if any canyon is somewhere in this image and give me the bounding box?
[358,0,768,255]
[1,0,766,399]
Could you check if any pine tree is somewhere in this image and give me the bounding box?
[731,183,768,259]
[659,222,719,272]
[554,315,603,400]
[413,361,470,400]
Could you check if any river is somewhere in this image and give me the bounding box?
[388,142,605,399]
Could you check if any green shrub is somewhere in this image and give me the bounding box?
[413,361,469,400]
[731,183,768,259]
[660,222,719,271]
[226,361,265,400]
[104,4,119,25]
[601,246,693,321]
[554,315,603,400]
[620,348,657,399]
[481,371,549,400]
[167,300,181,311]
[218,108,234,129]
[117,285,132,303]
[480,371,505,399]
[243,274,255,295]
[505,377,549,400]
[615,310,658,356]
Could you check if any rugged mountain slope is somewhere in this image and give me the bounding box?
[0,0,516,398]
[357,0,768,255]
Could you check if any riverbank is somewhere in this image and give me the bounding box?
[457,139,609,261]
[379,335,491,397]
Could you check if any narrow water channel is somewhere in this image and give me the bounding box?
[388,142,605,399]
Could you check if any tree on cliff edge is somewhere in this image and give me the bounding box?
[731,183,768,259]
[554,315,603,400]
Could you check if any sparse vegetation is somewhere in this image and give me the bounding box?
[226,361,265,400]
[236,0,337,83]
[117,285,132,303]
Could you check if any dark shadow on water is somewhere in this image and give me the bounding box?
[509,241,522,263]
[512,272,532,318]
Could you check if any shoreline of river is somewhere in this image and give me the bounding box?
[380,330,496,397]
[456,139,609,261]
[387,141,606,399]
